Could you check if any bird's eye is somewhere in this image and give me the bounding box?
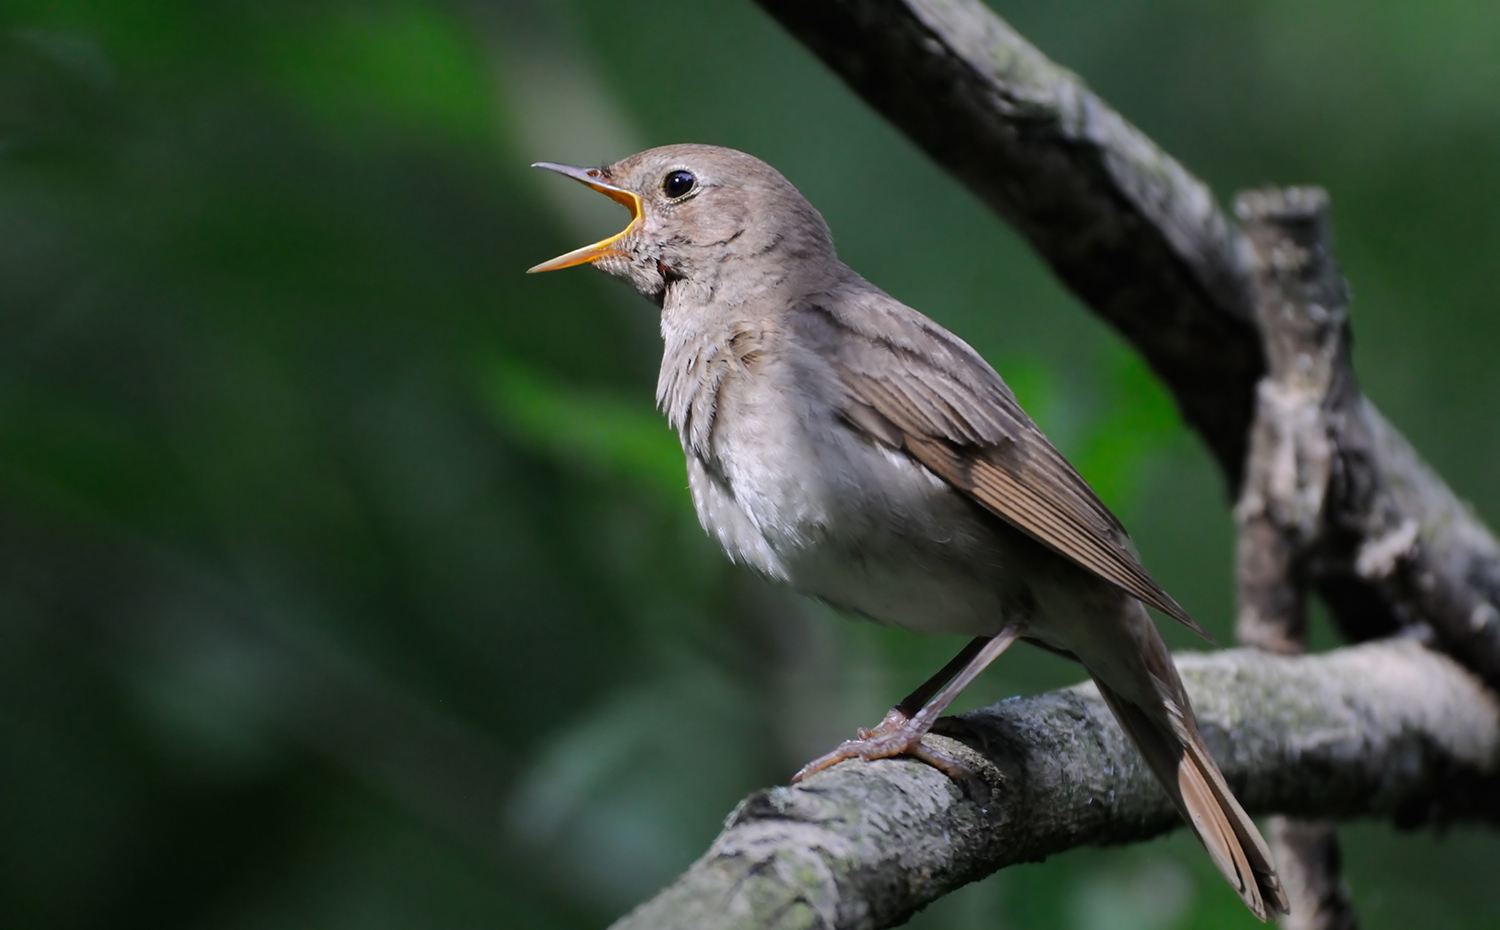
[662,169,696,199]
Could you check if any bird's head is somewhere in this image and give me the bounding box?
[527,144,835,304]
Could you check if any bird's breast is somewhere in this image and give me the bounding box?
[678,348,1028,637]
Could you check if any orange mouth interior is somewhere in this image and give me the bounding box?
[527,164,644,273]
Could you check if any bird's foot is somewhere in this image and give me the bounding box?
[791,707,976,785]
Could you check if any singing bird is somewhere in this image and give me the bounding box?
[527,144,1285,919]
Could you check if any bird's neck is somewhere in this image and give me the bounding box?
[651,192,853,447]
[656,298,731,458]
[655,261,838,459]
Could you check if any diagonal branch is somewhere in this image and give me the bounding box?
[751,0,1500,683]
[754,0,1262,483]
[609,642,1500,930]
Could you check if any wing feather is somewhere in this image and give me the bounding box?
[799,284,1208,640]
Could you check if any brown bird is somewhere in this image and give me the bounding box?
[528,144,1286,919]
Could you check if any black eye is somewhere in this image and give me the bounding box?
[662,169,696,199]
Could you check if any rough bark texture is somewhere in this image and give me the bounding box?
[754,0,1261,483]
[750,0,1500,685]
[1233,187,1359,930]
[609,642,1500,930]
[1270,819,1358,930]
[1233,187,1346,656]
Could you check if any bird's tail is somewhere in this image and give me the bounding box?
[1095,677,1288,921]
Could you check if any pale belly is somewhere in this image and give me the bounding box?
[685,419,1035,638]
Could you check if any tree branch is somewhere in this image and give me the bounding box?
[609,642,1500,930]
[751,0,1500,684]
[1233,187,1360,929]
[754,0,1261,482]
[1268,819,1358,930]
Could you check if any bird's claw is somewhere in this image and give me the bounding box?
[791,709,979,787]
[855,705,912,740]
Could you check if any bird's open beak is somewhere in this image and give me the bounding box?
[527,163,644,273]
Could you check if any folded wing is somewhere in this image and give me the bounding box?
[797,282,1208,639]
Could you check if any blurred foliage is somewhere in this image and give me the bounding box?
[0,1,1497,928]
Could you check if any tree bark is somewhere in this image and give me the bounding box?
[609,642,1500,930]
[754,0,1261,483]
[1233,187,1360,930]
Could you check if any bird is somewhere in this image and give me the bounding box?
[526,143,1286,920]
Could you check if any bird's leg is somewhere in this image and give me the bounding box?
[792,625,1022,783]
[854,635,990,739]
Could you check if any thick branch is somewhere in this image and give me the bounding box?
[1234,187,1347,655]
[1269,819,1358,930]
[755,0,1262,482]
[752,0,1500,684]
[610,642,1500,930]
[1233,187,1359,930]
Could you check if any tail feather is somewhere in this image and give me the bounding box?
[1096,681,1288,921]
[1178,717,1286,917]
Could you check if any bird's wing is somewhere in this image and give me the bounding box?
[797,282,1208,639]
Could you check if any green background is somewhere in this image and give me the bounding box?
[1,1,1496,927]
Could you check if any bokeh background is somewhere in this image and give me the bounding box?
[2,1,1498,928]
